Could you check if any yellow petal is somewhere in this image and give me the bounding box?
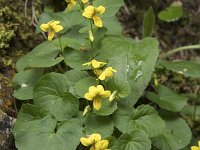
[91,60,101,68]
[84,92,94,101]
[52,25,64,32]
[67,3,73,10]
[96,6,105,14]
[104,70,113,77]
[198,141,200,148]
[48,30,55,41]
[82,5,95,18]
[93,97,101,110]
[94,69,103,76]
[89,86,97,94]
[80,137,92,146]
[50,21,60,26]
[96,85,104,93]
[47,20,54,26]
[95,140,109,149]
[93,16,103,27]
[40,24,49,32]
[191,146,199,150]
[98,71,106,80]
[81,0,89,4]
[99,90,111,98]
[89,133,101,143]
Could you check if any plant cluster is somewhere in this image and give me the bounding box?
[12,0,200,150]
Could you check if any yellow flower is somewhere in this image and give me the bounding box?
[84,85,111,110]
[40,20,63,41]
[98,67,117,80]
[82,5,105,27]
[83,59,106,69]
[80,133,101,146]
[191,141,200,150]
[95,140,109,150]
[65,0,76,10]
[80,133,109,150]
[81,0,89,4]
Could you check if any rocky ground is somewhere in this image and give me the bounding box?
[0,0,200,149]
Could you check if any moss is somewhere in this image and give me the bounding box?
[0,24,14,49]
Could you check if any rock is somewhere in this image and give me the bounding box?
[0,111,16,150]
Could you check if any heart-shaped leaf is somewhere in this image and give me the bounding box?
[113,104,165,138]
[14,104,83,150]
[112,130,151,150]
[152,111,192,150]
[33,72,79,121]
[84,114,114,138]
[12,69,43,100]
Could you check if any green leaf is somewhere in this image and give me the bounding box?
[58,38,82,51]
[113,104,165,138]
[106,78,131,99]
[74,77,99,97]
[12,69,44,100]
[94,100,117,116]
[16,41,63,71]
[146,84,188,112]
[152,111,192,150]
[36,10,84,33]
[97,36,159,105]
[181,103,200,117]
[65,70,89,86]
[159,60,200,78]
[33,72,79,121]
[158,6,183,22]
[84,114,114,138]
[103,16,122,35]
[64,48,90,70]
[62,25,89,48]
[143,7,155,38]
[14,114,83,150]
[65,70,89,96]
[13,104,48,127]
[112,130,151,150]
[93,0,124,17]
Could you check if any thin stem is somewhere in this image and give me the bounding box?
[57,64,64,73]
[77,0,84,10]
[193,103,197,122]
[160,44,200,59]
[58,34,63,52]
